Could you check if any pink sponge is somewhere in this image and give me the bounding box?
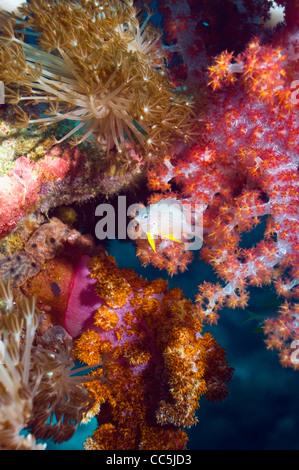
[0,146,85,238]
[64,255,104,338]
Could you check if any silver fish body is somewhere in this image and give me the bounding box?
[134,198,203,251]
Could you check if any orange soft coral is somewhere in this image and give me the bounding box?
[134,33,298,368]
[73,253,233,450]
[264,302,299,370]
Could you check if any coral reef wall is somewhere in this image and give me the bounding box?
[0,0,298,452]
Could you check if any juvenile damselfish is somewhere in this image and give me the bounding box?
[133,198,203,252]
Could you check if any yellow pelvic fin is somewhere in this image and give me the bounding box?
[146,234,183,251]
[165,235,184,244]
[147,233,156,252]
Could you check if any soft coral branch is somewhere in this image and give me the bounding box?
[135,32,299,367]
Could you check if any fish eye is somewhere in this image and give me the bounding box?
[143,214,149,219]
